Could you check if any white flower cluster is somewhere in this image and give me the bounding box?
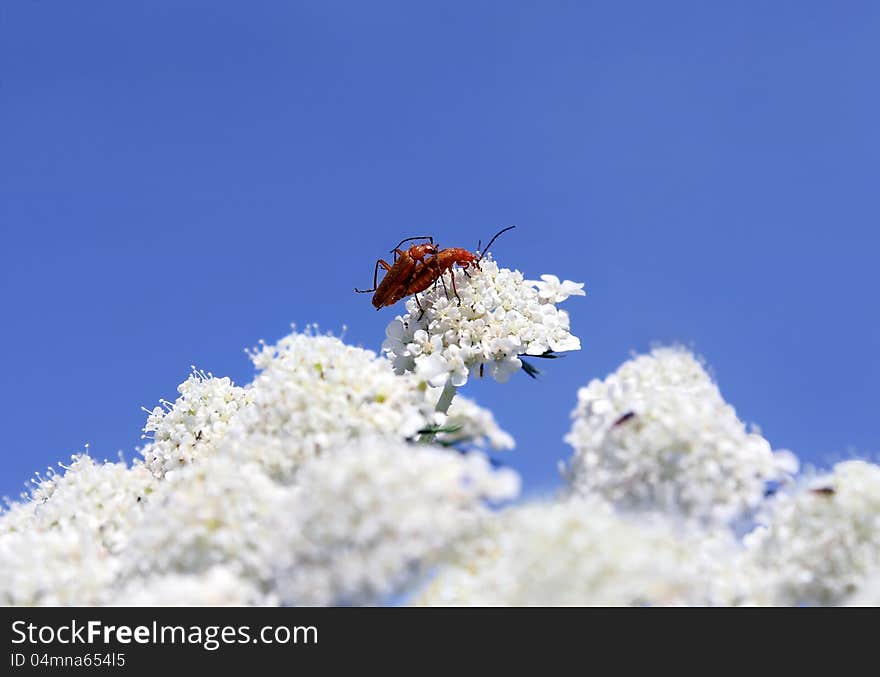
[0,455,155,606]
[7,257,876,608]
[744,460,880,606]
[564,347,797,522]
[272,438,520,606]
[120,457,287,585]
[223,329,437,481]
[22,455,155,553]
[382,260,584,386]
[417,497,743,606]
[0,324,529,607]
[141,368,252,478]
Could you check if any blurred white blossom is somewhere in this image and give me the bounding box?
[0,499,37,537]
[382,259,583,386]
[416,497,734,606]
[121,456,288,586]
[272,438,520,606]
[0,454,155,605]
[141,368,252,478]
[223,328,437,481]
[846,573,880,606]
[22,455,155,553]
[0,524,118,606]
[564,347,797,522]
[745,460,880,605]
[110,567,277,607]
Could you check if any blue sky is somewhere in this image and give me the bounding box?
[2,1,878,500]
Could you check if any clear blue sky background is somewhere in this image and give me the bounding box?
[2,2,878,500]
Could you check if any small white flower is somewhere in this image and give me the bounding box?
[271,438,520,606]
[486,356,522,384]
[525,274,587,303]
[415,352,454,388]
[563,347,797,522]
[383,259,584,386]
[745,460,880,605]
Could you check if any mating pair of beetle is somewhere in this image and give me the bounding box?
[355,226,515,311]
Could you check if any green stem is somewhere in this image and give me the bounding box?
[435,379,457,416]
[419,379,458,443]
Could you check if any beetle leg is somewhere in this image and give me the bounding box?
[439,270,449,299]
[426,252,446,299]
[355,259,393,293]
[376,259,393,287]
[415,294,426,321]
[430,276,444,301]
[450,268,462,306]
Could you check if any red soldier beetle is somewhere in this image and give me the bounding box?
[355,226,515,311]
[354,237,438,310]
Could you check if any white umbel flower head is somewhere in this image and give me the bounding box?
[224,328,435,481]
[382,259,583,386]
[745,460,880,606]
[141,368,252,478]
[121,456,288,586]
[110,567,278,607]
[272,438,520,606]
[416,497,726,606]
[563,347,797,522]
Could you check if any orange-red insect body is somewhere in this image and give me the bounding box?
[355,241,437,309]
[405,247,478,302]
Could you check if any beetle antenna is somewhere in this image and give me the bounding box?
[390,235,434,253]
[477,226,516,261]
